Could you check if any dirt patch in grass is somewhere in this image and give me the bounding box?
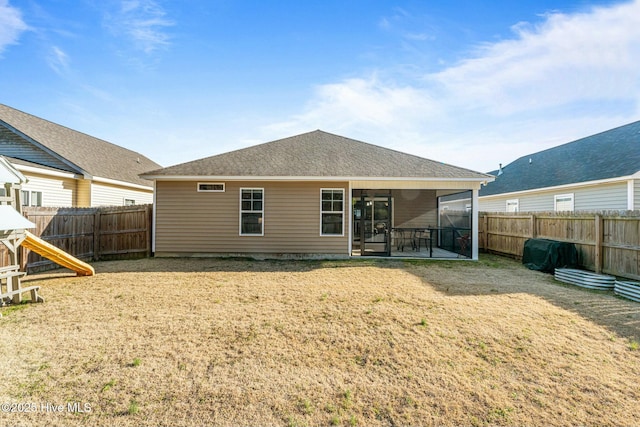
[1,254,639,426]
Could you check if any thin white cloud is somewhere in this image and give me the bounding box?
[106,0,174,54]
[0,0,29,55]
[267,0,640,172]
[266,75,440,138]
[46,45,70,75]
[404,32,433,41]
[432,0,640,114]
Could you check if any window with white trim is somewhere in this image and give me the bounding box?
[198,182,225,192]
[22,191,42,207]
[554,193,574,212]
[124,199,136,206]
[506,199,519,212]
[320,189,344,236]
[240,188,264,235]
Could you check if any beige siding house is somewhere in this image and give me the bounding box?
[142,131,493,260]
[0,104,161,207]
[478,121,640,213]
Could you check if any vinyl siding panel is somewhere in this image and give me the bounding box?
[91,182,153,206]
[634,180,640,210]
[480,194,553,212]
[439,198,471,212]
[392,189,438,228]
[155,181,349,255]
[519,193,555,212]
[76,179,91,207]
[351,180,483,190]
[574,182,627,210]
[479,198,509,212]
[480,182,628,212]
[21,172,74,207]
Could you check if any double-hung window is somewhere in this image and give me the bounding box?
[554,194,574,212]
[506,199,519,212]
[240,188,264,235]
[22,190,42,207]
[320,189,344,236]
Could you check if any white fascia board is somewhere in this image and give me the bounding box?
[143,175,493,183]
[16,164,79,179]
[92,176,154,191]
[480,174,637,200]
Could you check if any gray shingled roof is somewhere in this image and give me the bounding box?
[480,121,640,196]
[142,130,492,180]
[0,104,161,187]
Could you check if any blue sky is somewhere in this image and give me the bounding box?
[1,0,638,173]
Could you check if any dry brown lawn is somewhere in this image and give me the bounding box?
[0,254,639,427]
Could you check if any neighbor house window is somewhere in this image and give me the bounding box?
[240,188,264,235]
[320,189,344,236]
[124,199,136,206]
[555,194,574,212]
[22,191,42,207]
[506,199,519,212]
[198,182,225,192]
[31,191,43,207]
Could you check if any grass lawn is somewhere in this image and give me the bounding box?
[1,254,639,426]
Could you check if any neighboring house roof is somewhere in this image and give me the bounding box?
[481,120,640,197]
[3,156,76,175]
[0,104,161,187]
[142,130,492,181]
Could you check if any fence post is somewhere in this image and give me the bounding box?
[145,204,152,257]
[594,214,603,274]
[483,214,488,250]
[18,209,28,271]
[93,210,101,261]
[530,214,537,239]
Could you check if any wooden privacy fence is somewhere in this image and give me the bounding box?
[1,204,152,272]
[479,211,640,281]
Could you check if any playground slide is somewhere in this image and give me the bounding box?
[21,231,95,276]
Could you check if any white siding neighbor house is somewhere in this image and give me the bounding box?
[0,104,161,207]
[141,130,494,260]
[478,121,640,212]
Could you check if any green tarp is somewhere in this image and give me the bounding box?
[522,238,578,273]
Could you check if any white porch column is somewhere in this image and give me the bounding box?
[348,182,353,256]
[472,188,479,260]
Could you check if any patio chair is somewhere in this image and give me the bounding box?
[415,229,431,253]
[456,233,470,257]
[394,228,416,251]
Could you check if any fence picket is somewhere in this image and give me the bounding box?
[480,211,640,281]
[0,205,152,273]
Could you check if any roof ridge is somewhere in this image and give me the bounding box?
[0,103,161,187]
[510,119,640,164]
[309,129,494,177]
[142,130,492,180]
[480,120,640,196]
[0,103,155,159]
